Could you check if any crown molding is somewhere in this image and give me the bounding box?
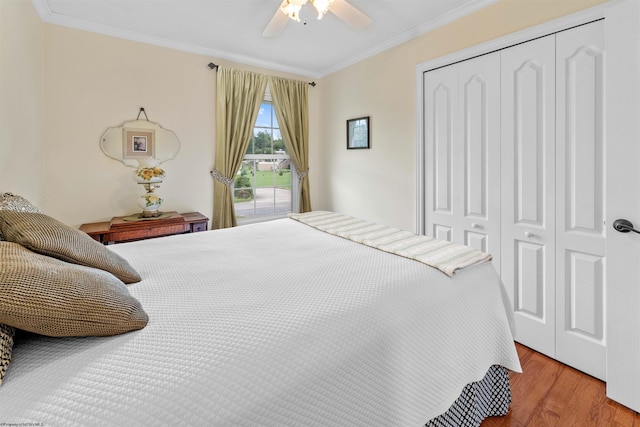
[31,0,322,78]
[318,0,500,76]
[32,0,498,79]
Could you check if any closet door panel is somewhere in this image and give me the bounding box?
[465,230,488,253]
[458,53,501,270]
[515,62,547,226]
[501,35,556,358]
[434,224,453,242]
[425,66,461,242]
[556,20,606,380]
[516,241,545,316]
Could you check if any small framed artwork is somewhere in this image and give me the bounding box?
[123,128,155,159]
[347,116,370,149]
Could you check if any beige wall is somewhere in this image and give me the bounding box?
[0,0,45,206]
[1,0,610,230]
[317,0,610,231]
[39,19,314,228]
[43,25,216,227]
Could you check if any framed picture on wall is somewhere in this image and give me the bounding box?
[123,128,155,159]
[346,116,370,149]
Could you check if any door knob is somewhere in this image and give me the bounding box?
[524,231,533,238]
[613,218,640,234]
[471,223,480,229]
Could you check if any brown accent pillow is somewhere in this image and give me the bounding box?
[0,211,141,284]
[0,324,15,385]
[0,242,148,337]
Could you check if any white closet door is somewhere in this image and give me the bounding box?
[501,35,557,358]
[424,53,501,269]
[425,65,460,243]
[555,21,606,380]
[458,54,501,271]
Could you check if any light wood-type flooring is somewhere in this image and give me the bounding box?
[480,343,640,426]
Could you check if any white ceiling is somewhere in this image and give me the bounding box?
[33,0,499,78]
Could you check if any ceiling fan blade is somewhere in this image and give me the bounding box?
[263,0,290,38]
[329,0,371,30]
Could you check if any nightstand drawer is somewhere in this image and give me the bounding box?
[191,221,208,233]
[108,224,189,242]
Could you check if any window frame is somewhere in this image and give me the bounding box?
[235,87,299,225]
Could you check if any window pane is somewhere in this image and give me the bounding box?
[273,129,287,154]
[255,103,272,128]
[236,100,292,219]
[275,167,292,214]
[245,137,254,155]
[255,163,273,188]
[234,160,256,218]
[252,130,273,154]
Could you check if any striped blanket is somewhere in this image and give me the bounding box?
[288,211,492,277]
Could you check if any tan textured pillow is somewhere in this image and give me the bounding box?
[0,211,141,284]
[0,242,148,337]
[0,193,43,369]
[0,324,15,385]
[0,193,41,383]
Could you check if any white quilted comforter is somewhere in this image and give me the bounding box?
[0,218,521,426]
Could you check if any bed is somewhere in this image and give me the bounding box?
[0,200,521,426]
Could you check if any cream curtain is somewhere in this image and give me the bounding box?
[212,67,267,229]
[269,76,312,213]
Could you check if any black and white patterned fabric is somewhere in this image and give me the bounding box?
[425,365,512,427]
[0,193,42,241]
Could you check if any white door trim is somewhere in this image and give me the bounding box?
[604,0,640,411]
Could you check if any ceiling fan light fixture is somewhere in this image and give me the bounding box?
[281,0,306,22]
[311,0,334,19]
[265,0,369,36]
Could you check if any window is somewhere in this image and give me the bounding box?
[234,98,297,221]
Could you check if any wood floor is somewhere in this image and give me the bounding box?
[480,343,640,427]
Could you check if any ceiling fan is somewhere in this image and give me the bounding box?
[263,0,372,38]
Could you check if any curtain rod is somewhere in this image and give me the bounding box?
[207,62,316,87]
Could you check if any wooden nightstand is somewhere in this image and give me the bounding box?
[80,211,209,244]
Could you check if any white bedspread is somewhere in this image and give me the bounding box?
[0,218,521,426]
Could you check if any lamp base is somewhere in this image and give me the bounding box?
[140,210,163,219]
[137,181,163,218]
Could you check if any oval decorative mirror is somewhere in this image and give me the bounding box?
[100,117,181,168]
[100,110,181,218]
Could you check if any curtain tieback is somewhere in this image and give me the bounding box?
[298,168,309,181]
[210,169,234,186]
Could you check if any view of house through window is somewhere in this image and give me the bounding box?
[234,100,293,219]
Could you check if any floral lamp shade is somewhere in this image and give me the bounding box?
[133,166,165,183]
